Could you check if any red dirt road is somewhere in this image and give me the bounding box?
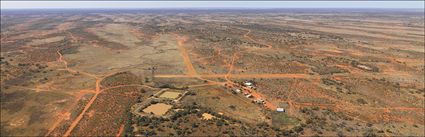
[176,35,198,76]
[244,29,273,49]
[63,79,101,137]
[116,124,124,137]
[155,74,312,79]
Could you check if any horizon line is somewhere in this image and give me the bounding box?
[2,1,424,9]
[2,7,424,10]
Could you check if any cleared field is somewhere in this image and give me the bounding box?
[159,91,181,99]
[143,103,172,116]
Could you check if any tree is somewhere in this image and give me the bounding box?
[192,123,198,128]
[294,126,304,133]
[216,120,224,126]
[337,131,344,137]
[140,88,146,93]
[228,105,236,110]
[363,129,377,137]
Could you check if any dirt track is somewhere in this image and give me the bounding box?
[167,34,425,116]
[176,35,198,75]
[63,79,101,137]
[116,124,124,137]
[243,29,273,49]
[53,44,139,137]
[46,49,102,136]
[53,33,424,136]
[155,74,312,79]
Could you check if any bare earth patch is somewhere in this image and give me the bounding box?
[143,103,172,116]
[159,91,181,99]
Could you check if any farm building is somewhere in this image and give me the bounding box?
[277,102,289,112]
[276,108,285,112]
[244,81,253,86]
[245,94,253,98]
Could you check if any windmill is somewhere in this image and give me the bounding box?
[149,66,157,82]
[143,66,157,83]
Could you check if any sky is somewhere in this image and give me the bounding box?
[1,1,424,9]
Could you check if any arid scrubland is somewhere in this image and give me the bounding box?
[1,9,424,136]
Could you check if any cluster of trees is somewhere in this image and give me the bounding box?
[157,83,189,90]
[123,104,135,136]
[186,91,196,96]
[101,71,142,88]
[133,101,334,136]
[135,115,170,136]
[133,103,250,136]
[297,107,385,136]
[15,63,51,74]
[0,57,10,65]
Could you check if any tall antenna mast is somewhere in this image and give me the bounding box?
[150,66,157,82]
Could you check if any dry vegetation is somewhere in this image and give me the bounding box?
[1,9,424,136]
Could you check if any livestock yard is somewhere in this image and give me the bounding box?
[143,103,172,116]
[159,91,181,99]
[0,8,424,136]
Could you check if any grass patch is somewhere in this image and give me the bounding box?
[60,46,80,55]
[271,112,300,128]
